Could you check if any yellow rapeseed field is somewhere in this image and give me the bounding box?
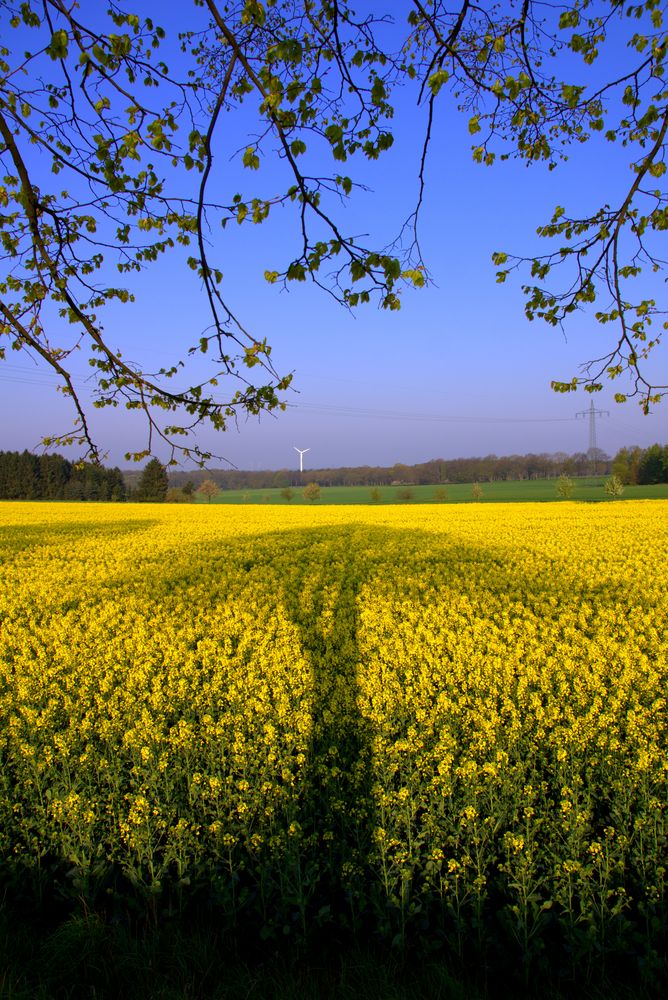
[0,500,666,972]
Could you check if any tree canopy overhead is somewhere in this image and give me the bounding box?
[1,0,666,463]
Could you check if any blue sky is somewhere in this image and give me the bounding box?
[2,2,666,471]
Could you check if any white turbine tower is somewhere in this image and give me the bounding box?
[294,446,310,473]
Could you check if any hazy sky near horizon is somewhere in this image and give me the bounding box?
[2,2,666,471]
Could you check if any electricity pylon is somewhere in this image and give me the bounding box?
[576,399,609,471]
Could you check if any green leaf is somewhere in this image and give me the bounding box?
[402,268,425,288]
[325,124,343,144]
[286,261,306,281]
[561,83,584,108]
[46,29,68,60]
[242,147,260,170]
[428,69,449,95]
[371,77,387,105]
[558,10,580,29]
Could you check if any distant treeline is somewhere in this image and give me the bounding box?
[612,443,668,485]
[2,444,667,502]
[0,451,126,501]
[164,445,668,491]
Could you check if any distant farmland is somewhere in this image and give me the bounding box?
[194,476,668,504]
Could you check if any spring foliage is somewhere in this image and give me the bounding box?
[1,1,666,462]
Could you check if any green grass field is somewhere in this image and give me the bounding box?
[195,477,668,505]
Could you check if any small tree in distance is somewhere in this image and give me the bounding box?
[303,482,321,503]
[433,487,448,502]
[605,475,625,498]
[198,479,220,504]
[281,487,294,503]
[166,487,192,504]
[471,482,483,501]
[369,487,382,503]
[556,475,574,500]
[136,459,168,503]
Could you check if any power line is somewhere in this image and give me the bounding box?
[0,363,649,434]
[287,401,575,425]
[0,364,576,423]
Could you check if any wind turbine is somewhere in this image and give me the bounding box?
[294,446,310,473]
